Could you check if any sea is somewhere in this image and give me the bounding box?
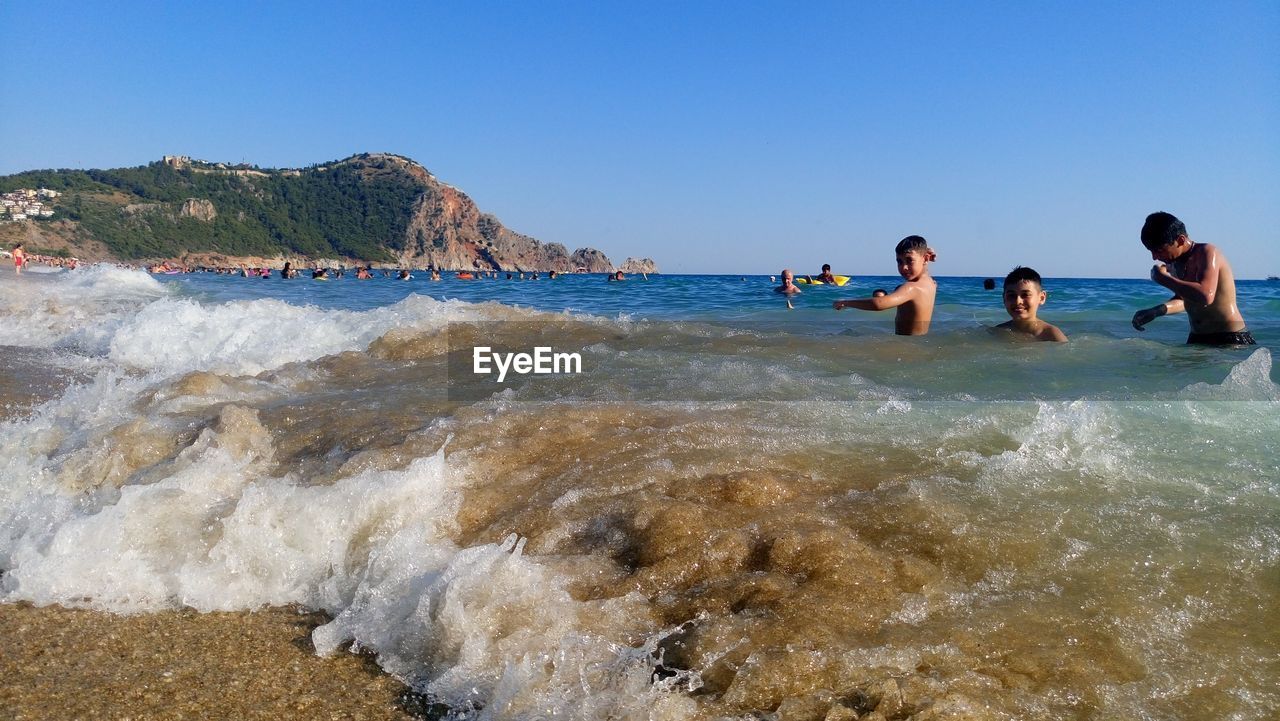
[1,266,1277,720]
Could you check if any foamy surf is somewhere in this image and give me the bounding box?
[0,269,1276,719]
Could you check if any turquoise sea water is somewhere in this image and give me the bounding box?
[158,271,1280,399]
[2,266,1277,720]
[155,271,1280,327]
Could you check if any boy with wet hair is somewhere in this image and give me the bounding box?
[996,266,1067,342]
[833,235,936,335]
[1131,212,1252,345]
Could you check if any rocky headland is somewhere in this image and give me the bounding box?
[0,153,658,273]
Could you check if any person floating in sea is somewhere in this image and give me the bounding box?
[806,263,839,285]
[398,269,412,280]
[833,235,937,335]
[1131,211,1253,345]
[775,269,801,295]
[609,270,625,282]
[11,243,25,274]
[995,266,1067,342]
[775,269,802,309]
[983,278,996,290]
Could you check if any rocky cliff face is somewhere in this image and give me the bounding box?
[180,198,217,222]
[337,154,619,272]
[618,257,659,274]
[569,248,613,273]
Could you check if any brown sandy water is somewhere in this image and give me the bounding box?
[0,345,89,416]
[2,308,1277,720]
[0,367,423,721]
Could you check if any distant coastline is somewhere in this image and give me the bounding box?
[0,153,658,275]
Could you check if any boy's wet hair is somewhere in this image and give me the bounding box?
[895,235,930,255]
[1141,211,1186,250]
[1004,266,1043,289]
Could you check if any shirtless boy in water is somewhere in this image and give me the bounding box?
[833,236,937,335]
[996,266,1067,342]
[1131,212,1253,345]
[806,264,838,285]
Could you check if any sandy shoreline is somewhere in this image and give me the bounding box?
[0,273,416,720]
[0,602,420,720]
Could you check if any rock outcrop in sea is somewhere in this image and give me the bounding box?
[618,257,659,274]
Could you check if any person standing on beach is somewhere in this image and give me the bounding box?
[833,235,937,335]
[12,243,26,274]
[1131,212,1253,345]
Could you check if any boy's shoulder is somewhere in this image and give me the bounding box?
[994,320,1068,342]
[1036,321,1068,342]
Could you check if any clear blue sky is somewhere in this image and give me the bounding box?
[2,1,1277,277]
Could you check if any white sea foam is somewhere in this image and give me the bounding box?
[1178,347,1278,401]
[2,425,693,719]
[0,266,538,378]
[0,388,696,719]
[0,265,168,350]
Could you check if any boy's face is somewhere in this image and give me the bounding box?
[896,250,927,281]
[1148,235,1190,263]
[1003,280,1046,320]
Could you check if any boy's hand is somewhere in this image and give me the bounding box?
[833,300,844,310]
[1150,264,1171,282]
[1131,305,1164,331]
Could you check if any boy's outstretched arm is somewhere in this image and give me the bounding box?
[1132,297,1185,330]
[1151,245,1221,305]
[834,286,913,311]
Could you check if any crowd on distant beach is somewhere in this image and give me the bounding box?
[137,263,624,282]
[1,243,78,273]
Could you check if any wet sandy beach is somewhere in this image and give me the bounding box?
[0,603,418,720]
[0,308,420,720]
